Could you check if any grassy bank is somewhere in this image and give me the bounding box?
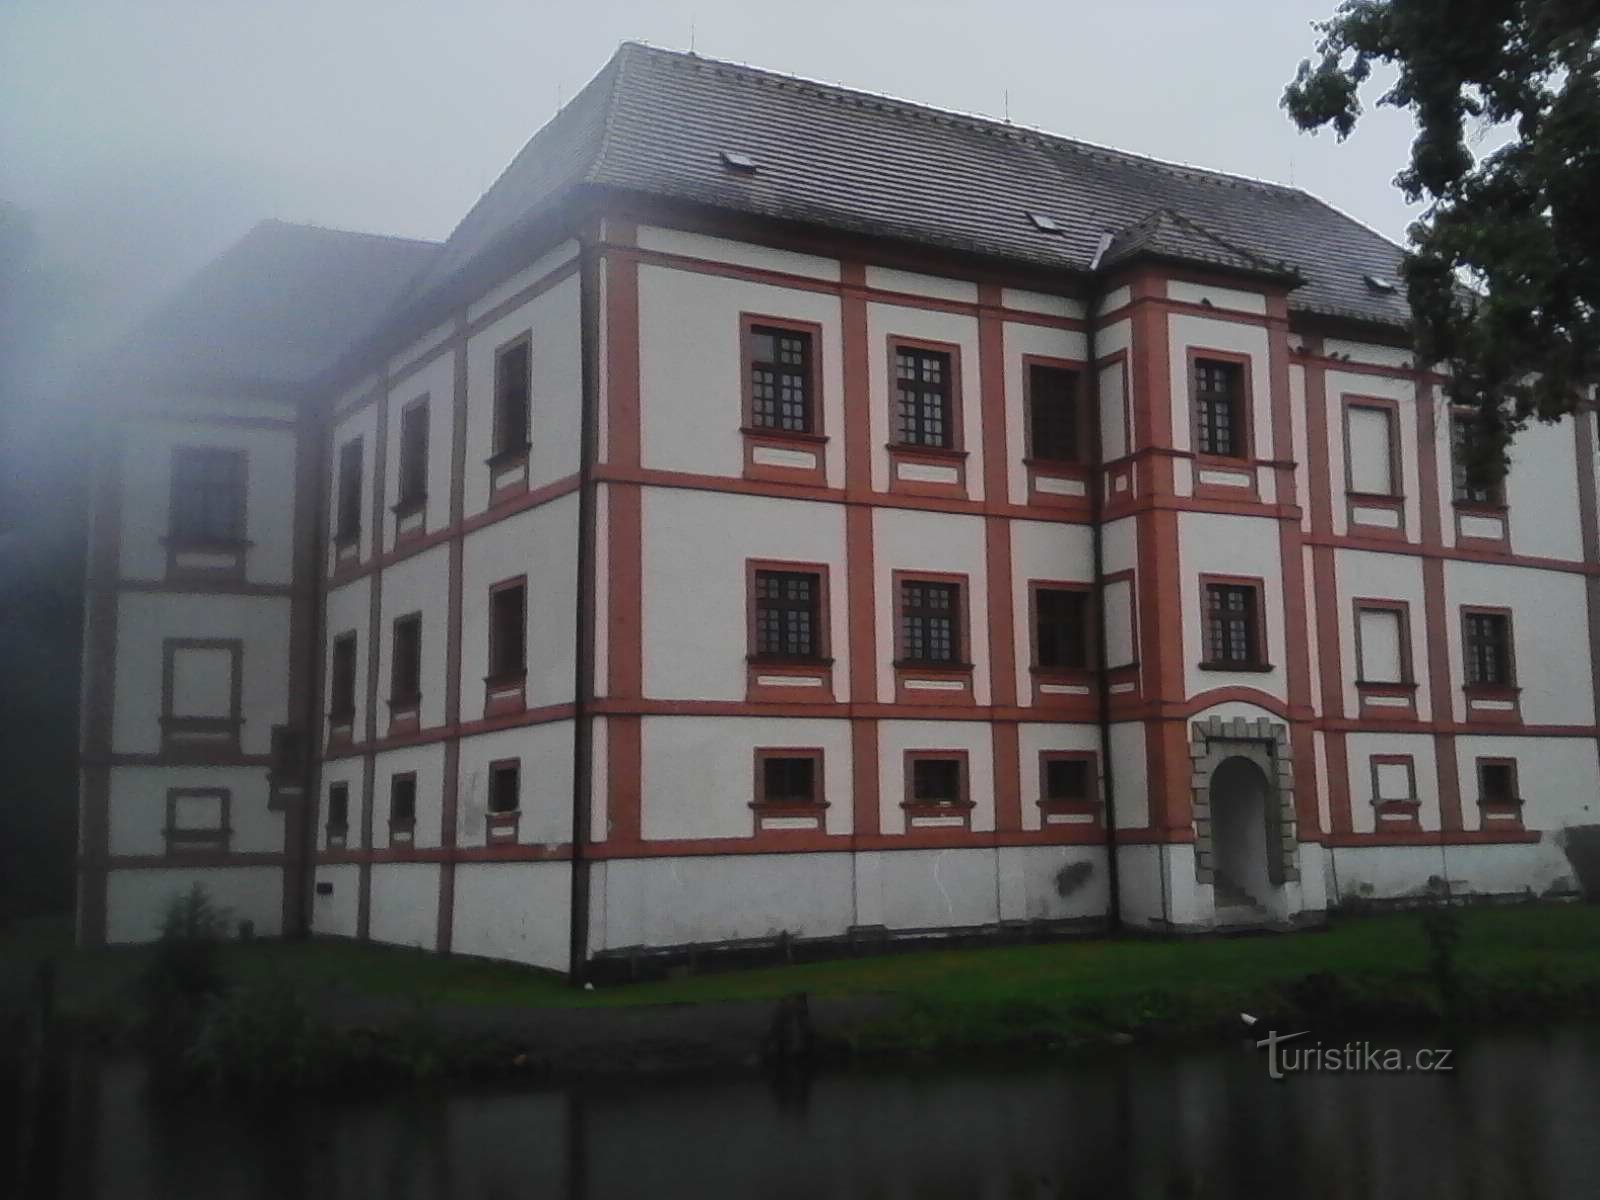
[6,904,1600,1075]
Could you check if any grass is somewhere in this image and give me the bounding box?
[6,904,1599,1058]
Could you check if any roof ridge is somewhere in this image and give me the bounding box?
[584,41,641,184]
[620,40,1312,203]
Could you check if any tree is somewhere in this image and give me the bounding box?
[1284,0,1600,481]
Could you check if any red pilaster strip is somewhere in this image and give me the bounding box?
[1415,375,1463,831]
[841,261,881,836]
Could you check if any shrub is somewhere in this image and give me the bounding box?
[138,884,232,1051]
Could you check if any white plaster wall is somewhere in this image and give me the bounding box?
[865,266,977,303]
[636,265,845,484]
[456,720,574,847]
[1017,722,1101,832]
[450,861,571,971]
[375,543,451,730]
[1323,338,1415,369]
[1004,845,1110,920]
[118,418,297,584]
[1001,288,1083,319]
[1506,417,1584,561]
[368,863,441,951]
[1166,279,1267,315]
[1453,734,1600,833]
[113,592,291,755]
[878,848,998,930]
[317,756,366,851]
[1344,732,1440,835]
[1442,560,1593,725]
[1166,314,1271,462]
[1102,516,1137,575]
[467,239,579,322]
[1177,512,1286,702]
[386,316,455,380]
[638,715,853,840]
[1333,549,1431,719]
[321,576,371,745]
[328,401,379,569]
[381,350,456,548]
[106,866,282,943]
[1329,842,1574,901]
[1291,363,1311,534]
[458,494,578,720]
[636,226,840,282]
[1115,843,1210,928]
[1108,722,1149,829]
[371,742,448,850]
[873,507,989,703]
[866,302,983,496]
[107,765,281,856]
[1325,370,1419,541]
[1098,286,1132,317]
[1009,518,1095,702]
[1099,357,1129,463]
[310,864,361,937]
[876,720,994,834]
[1002,320,1089,504]
[463,274,582,516]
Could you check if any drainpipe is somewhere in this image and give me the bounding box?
[566,228,602,983]
[1086,232,1122,932]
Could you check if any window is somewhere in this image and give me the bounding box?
[1355,605,1408,683]
[493,337,531,458]
[397,399,428,506]
[1451,412,1502,505]
[161,638,242,753]
[747,325,814,434]
[325,782,350,845]
[1463,610,1513,686]
[1028,364,1081,463]
[1372,758,1417,803]
[1193,358,1244,458]
[165,788,229,853]
[170,447,246,543]
[336,438,363,545]
[910,757,963,805]
[390,774,416,830]
[488,581,526,679]
[1035,587,1090,671]
[489,760,520,813]
[893,346,954,448]
[900,579,961,664]
[758,754,820,806]
[1044,757,1090,803]
[391,614,422,701]
[1202,581,1264,668]
[1346,403,1398,495]
[330,633,357,720]
[754,569,822,660]
[1478,759,1518,803]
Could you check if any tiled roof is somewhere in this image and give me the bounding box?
[410,42,1414,329]
[124,220,440,390]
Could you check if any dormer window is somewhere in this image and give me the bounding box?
[1027,212,1064,233]
[1364,273,1397,293]
[720,150,758,173]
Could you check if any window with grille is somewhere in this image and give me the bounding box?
[171,447,246,543]
[900,580,960,664]
[330,633,357,719]
[1463,611,1512,686]
[489,583,526,678]
[398,400,429,505]
[1035,588,1089,670]
[326,783,349,836]
[489,761,520,813]
[1203,583,1262,667]
[336,438,363,544]
[1478,760,1516,802]
[390,775,416,827]
[391,614,422,701]
[754,570,821,660]
[893,346,954,448]
[1044,758,1091,803]
[911,757,963,805]
[1451,413,1502,504]
[1194,358,1244,458]
[760,755,818,806]
[493,338,531,456]
[748,326,814,433]
[1028,364,1080,463]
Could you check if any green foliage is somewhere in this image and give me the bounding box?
[1420,902,1465,1012]
[1284,1,1600,480]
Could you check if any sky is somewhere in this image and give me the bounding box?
[0,0,1430,342]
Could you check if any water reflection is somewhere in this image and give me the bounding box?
[51,1027,1600,1199]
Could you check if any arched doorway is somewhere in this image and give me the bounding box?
[1209,755,1275,914]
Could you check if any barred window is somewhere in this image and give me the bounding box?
[754,570,821,660]
[493,338,531,456]
[398,400,429,505]
[1463,611,1512,686]
[1203,583,1261,667]
[761,756,818,805]
[1044,758,1090,802]
[894,346,953,448]
[1451,413,1502,504]
[901,580,960,664]
[911,757,962,804]
[1194,359,1243,458]
[325,783,349,835]
[171,448,246,543]
[390,775,416,827]
[489,761,520,813]
[748,326,814,433]
[330,633,357,719]
[336,438,363,544]
[1035,588,1089,670]
[489,582,526,678]
[1029,364,1080,463]
[391,614,422,701]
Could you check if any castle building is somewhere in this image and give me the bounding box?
[79,44,1597,969]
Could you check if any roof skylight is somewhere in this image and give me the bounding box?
[720,150,759,172]
[1027,211,1064,233]
[1364,273,1397,293]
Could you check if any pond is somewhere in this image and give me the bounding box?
[33,1025,1600,1198]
